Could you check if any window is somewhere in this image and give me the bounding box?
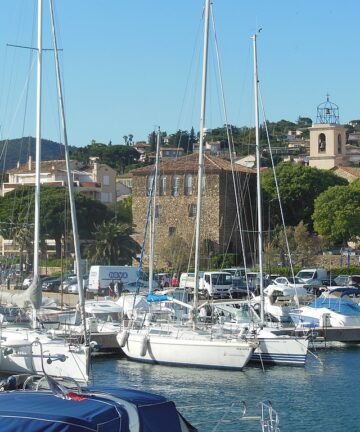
[202,174,206,194]
[147,175,154,196]
[101,192,112,203]
[318,133,326,152]
[171,175,180,196]
[155,205,161,219]
[188,203,197,217]
[338,134,342,154]
[159,175,167,196]
[184,174,193,196]
[103,175,110,186]
[169,227,176,236]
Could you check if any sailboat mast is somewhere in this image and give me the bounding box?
[148,127,161,293]
[32,0,43,317]
[252,34,265,323]
[49,0,87,341]
[194,0,210,322]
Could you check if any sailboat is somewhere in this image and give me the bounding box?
[118,0,256,370]
[0,0,90,382]
[236,33,309,365]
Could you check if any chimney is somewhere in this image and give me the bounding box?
[17,161,20,169]
[28,155,32,171]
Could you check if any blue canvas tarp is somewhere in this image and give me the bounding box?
[0,390,127,431]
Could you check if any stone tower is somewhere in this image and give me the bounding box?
[308,96,346,169]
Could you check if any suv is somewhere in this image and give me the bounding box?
[334,275,360,288]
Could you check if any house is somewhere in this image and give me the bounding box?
[130,153,257,269]
[0,157,117,257]
[235,154,256,168]
[159,147,184,158]
[116,173,133,200]
[3,157,117,205]
[331,166,360,183]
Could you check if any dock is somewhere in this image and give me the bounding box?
[277,326,360,343]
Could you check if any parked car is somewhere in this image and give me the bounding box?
[334,275,360,288]
[64,276,89,294]
[273,276,306,289]
[42,277,61,292]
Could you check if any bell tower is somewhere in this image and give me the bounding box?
[308,95,346,169]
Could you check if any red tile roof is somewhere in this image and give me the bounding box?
[130,153,256,176]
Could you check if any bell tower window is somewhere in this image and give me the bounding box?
[318,133,326,152]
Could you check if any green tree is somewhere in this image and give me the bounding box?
[265,221,323,268]
[312,181,360,244]
[70,143,140,174]
[261,162,348,228]
[0,186,112,257]
[85,220,140,265]
[159,235,190,271]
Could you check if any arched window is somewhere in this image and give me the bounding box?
[147,175,154,196]
[171,175,180,196]
[318,133,326,152]
[338,134,342,154]
[159,175,167,196]
[184,174,193,196]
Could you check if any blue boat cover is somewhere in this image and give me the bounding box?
[146,293,172,302]
[0,386,187,432]
[86,386,185,432]
[309,295,360,316]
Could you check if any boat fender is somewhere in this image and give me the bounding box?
[139,335,148,357]
[118,330,129,347]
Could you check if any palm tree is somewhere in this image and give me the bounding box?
[86,220,140,265]
[12,224,34,273]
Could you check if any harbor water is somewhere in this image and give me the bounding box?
[91,344,360,431]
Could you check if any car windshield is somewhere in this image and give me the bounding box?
[211,274,232,285]
[288,277,303,284]
[297,271,314,280]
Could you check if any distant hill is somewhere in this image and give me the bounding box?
[0,137,76,171]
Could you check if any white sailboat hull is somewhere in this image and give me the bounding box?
[0,328,90,382]
[252,335,309,366]
[119,327,254,370]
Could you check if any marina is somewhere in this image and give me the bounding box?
[0,0,360,430]
[90,345,360,432]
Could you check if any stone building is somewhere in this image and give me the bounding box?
[131,153,257,269]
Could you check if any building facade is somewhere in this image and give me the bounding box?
[3,158,117,205]
[131,153,257,269]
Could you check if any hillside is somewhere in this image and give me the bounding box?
[0,137,76,171]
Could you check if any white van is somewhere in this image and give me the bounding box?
[88,266,158,295]
[179,271,232,298]
[295,268,328,283]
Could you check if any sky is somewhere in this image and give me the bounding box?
[0,0,360,148]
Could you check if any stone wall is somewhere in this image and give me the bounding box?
[132,169,256,269]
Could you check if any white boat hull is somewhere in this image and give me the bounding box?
[119,327,254,370]
[252,336,309,365]
[0,328,90,382]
